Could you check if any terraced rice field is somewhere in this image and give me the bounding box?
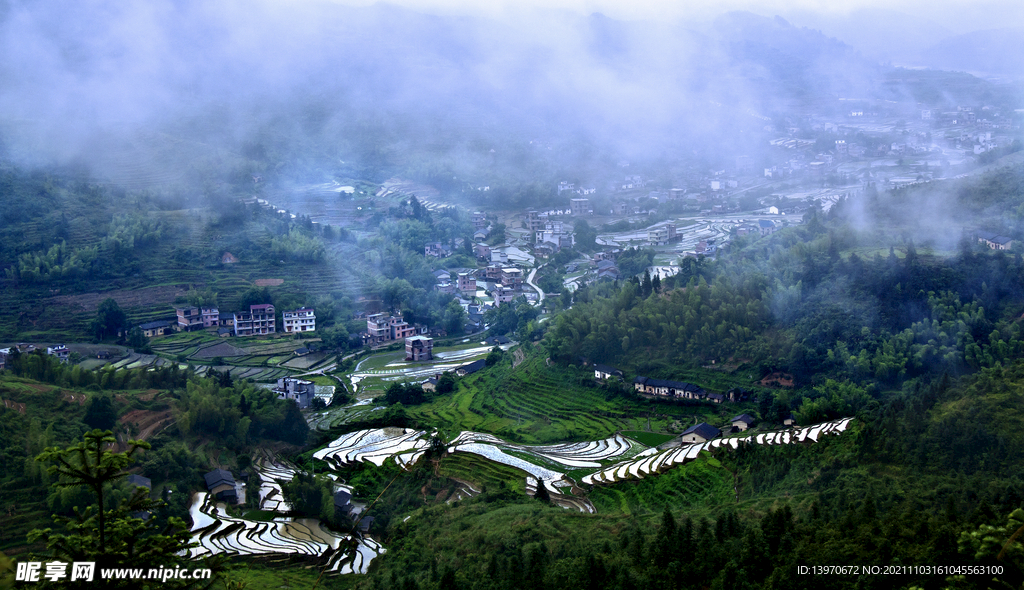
[346,343,502,396]
[307,400,383,431]
[581,418,854,485]
[413,359,654,443]
[186,492,383,574]
[312,417,856,514]
[314,428,430,469]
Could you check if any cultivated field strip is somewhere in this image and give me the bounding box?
[313,428,429,469]
[581,418,854,485]
[525,477,596,513]
[185,492,384,574]
[312,418,856,507]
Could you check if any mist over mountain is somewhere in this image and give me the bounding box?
[0,0,882,187]
[918,27,1024,78]
[782,7,955,65]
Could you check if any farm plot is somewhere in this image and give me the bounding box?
[525,477,596,514]
[313,428,430,470]
[242,341,309,355]
[582,418,854,485]
[192,342,248,359]
[186,492,384,574]
[307,401,381,431]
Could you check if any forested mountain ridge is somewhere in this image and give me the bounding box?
[547,166,1024,397]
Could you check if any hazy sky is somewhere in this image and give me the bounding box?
[332,0,1024,32]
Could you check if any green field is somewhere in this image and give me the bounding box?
[621,430,677,447]
[588,454,735,516]
[408,352,748,444]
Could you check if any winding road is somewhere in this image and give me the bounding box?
[526,267,545,306]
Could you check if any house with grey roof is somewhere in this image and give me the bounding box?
[680,422,720,444]
[204,469,238,503]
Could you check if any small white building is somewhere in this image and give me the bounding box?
[46,344,70,363]
[283,308,316,333]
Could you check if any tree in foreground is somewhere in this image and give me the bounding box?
[26,430,209,589]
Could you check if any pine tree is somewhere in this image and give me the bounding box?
[28,431,200,586]
[534,479,551,503]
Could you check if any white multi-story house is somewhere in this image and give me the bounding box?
[283,308,316,333]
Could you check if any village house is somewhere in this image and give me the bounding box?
[46,344,70,363]
[456,359,486,376]
[726,388,750,402]
[647,224,677,246]
[632,376,707,399]
[204,469,238,504]
[434,280,456,295]
[175,307,204,331]
[457,271,477,295]
[389,316,416,340]
[482,264,503,282]
[731,414,756,431]
[472,211,487,230]
[500,267,524,290]
[421,374,440,392]
[593,364,624,381]
[758,219,776,236]
[139,319,175,338]
[405,335,433,361]
[977,231,1014,250]
[474,243,491,260]
[273,377,315,408]
[333,490,353,515]
[201,308,220,328]
[364,313,391,346]
[570,198,591,216]
[283,308,316,333]
[234,304,275,336]
[525,210,545,232]
[127,474,152,490]
[492,285,515,306]
[533,242,556,257]
[424,242,453,258]
[680,422,721,444]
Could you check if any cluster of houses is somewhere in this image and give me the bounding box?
[524,210,577,256]
[0,343,70,369]
[432,263,527,309]
[590,365,751,407]
[361,313,430,347]
[138,305,316,339]
[679,412,795,444]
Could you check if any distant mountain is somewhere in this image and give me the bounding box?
[918,27,1024,78]
[783,8,955,65]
